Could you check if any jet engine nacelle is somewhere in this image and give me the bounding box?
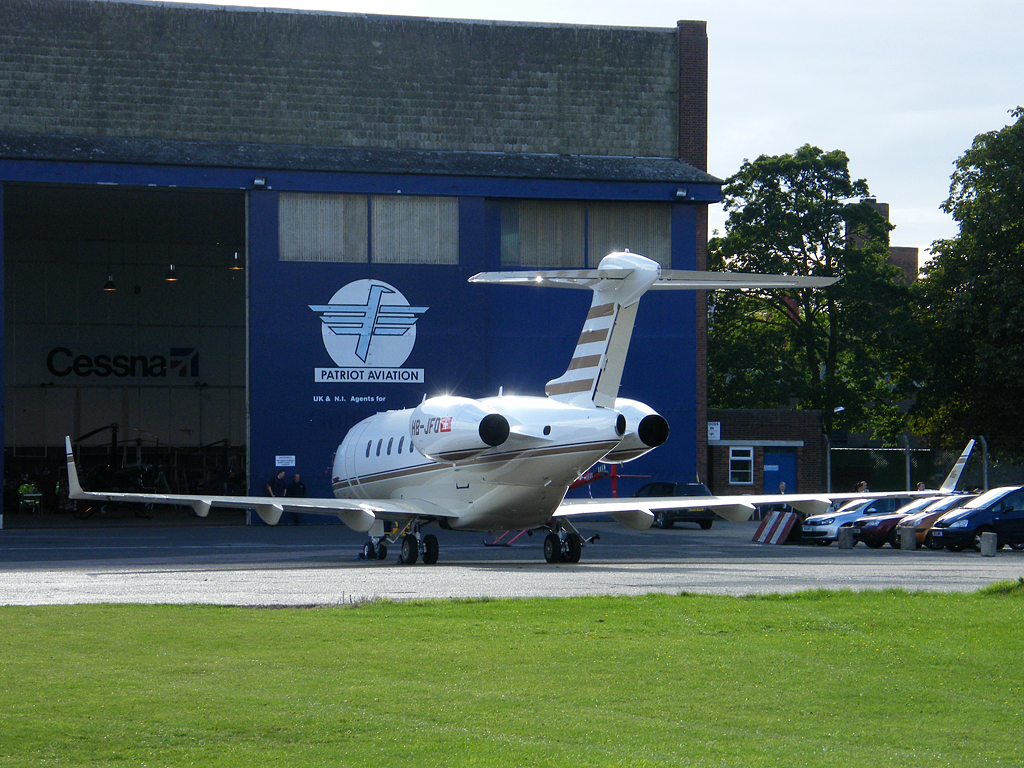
[601,398,669,463]
[410,395,510,463]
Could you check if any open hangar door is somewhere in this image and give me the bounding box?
[3,183,247,518]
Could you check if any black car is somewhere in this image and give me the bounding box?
[929,485,1024,551]
[633,481,716,529]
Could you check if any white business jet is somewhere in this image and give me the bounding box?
[66,251,836,564]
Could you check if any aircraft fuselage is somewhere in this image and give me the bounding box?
[331,395,624,531]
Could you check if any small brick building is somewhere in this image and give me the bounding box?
[706,409,825,495]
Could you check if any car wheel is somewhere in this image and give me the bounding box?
[888,529,901,549]
[1010,542,1024,551]
[924,532,943,550]
[699,520,713,530]
[972,527,998,552]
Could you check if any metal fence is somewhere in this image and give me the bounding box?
[828,437,1024,493]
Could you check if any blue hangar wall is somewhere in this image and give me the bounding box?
[247,183,715,503]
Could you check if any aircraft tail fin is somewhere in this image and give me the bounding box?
[469,251,837,408]
[940,439,975,492]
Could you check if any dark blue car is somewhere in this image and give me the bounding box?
[929,486,1024,551]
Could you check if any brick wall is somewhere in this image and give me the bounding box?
[0,0,686,157]
[707,409,825,494]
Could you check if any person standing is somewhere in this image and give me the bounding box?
[265,469,287,497]
[286,473,306,497]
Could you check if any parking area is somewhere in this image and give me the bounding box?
[2,518,1023,606]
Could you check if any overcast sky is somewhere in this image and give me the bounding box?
[163,0,1022,262]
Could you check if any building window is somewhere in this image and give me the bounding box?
[371,195,459,265]
[729,447,754,485]
[279,193,458,265]
[500,200,671,268]
[501,200,585,268]
[279,193,369,263]
[587,202,671,267]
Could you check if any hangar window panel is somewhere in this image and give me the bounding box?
[279,193,368,263]
[371,196,459,265]
[729,446,754,485]
[587,202,671,267]
[500,201,585,268]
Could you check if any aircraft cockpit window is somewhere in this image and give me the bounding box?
[387,438,393,456]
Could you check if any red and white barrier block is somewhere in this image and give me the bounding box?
[752,511,801,544]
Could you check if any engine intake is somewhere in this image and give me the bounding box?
[410,396,510,462]
[602,398,669,463]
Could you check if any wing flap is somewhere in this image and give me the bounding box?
[555,496,758,526]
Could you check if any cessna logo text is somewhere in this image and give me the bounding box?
[47,347,199,378]
[310,279,427,384]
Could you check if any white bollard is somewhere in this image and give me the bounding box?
[900,526,918,551]
[838,526,855,549]
[981,531,998,557]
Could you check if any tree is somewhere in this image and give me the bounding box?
[708,144,916,438]
[910,107,1024,443]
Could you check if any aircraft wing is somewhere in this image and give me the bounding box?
[554,496,759,531]
[64,437,448,532]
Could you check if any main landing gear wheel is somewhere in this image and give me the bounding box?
[422,534,439,565]
[544,533,561,563]
[543,532,583,563]
[400,534,419,564]
[563,532,582,563]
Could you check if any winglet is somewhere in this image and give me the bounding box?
[65,436,85,499]
[940,439,975,492]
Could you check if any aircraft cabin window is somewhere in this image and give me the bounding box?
[398,436,405,454]
[365,441,371,458]
[543,426,551,435]
[387,438,393,456]
[376,439,382,457]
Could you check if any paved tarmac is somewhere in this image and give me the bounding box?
[2,512,1023,605]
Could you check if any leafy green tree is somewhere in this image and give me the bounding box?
[911,107,1024,442]
[708,145,916,438]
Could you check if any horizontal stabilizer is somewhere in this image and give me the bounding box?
[472,251,837,408]
[469,267,838,292]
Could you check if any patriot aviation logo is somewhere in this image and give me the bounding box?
[310,280,428,383]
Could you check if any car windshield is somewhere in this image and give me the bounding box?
[962,486,1023,510]
[893,497,941,516]
[925,495,974,513]
[835,498,870,514]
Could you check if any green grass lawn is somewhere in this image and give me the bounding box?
[2,582,1022,767]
